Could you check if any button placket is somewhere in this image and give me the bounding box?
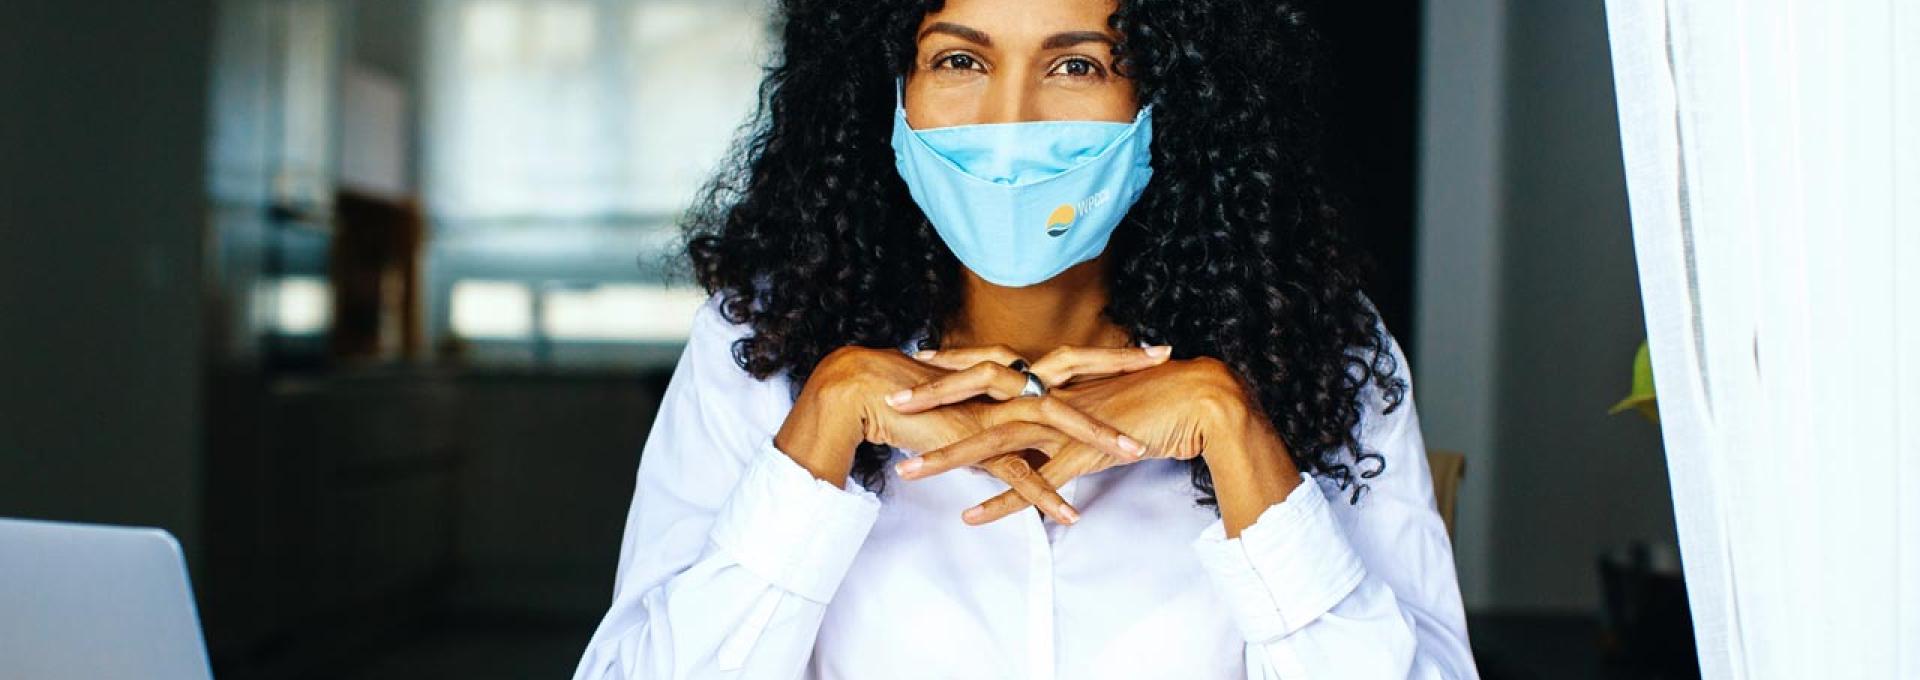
[1024,501,1057,680]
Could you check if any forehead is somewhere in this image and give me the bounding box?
[918,0,1121,41]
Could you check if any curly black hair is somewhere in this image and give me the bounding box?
[682,0,1405,506]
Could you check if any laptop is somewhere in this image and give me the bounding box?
[0,517,215,680]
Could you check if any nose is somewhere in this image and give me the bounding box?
[980,74,1041,124]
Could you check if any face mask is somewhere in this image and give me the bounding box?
[889,80,1155,287]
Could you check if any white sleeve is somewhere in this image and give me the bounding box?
[571,294,882,680]
[1189,333,1479,679]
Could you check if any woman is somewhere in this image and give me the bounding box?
[574,0,1475,677]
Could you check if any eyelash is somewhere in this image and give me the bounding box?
[928,52,1108,79]
[1049,56,1105,78]
[931,52,983,72]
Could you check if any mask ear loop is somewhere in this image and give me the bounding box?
[893,76,910,125]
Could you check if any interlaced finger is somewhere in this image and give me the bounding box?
[908,345,1025,372]
[977,453,1077,525]
[1005,396,1146,462]
[895,421,1068,479]
[885,360,1029,413]
[1028,344,1172,387]
[963,450,1101,525]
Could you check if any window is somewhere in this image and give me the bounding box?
[421,0,771,365]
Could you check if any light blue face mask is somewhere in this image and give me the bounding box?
[889,80,1154,287]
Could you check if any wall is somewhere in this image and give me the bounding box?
[351,0,423,81]
[1489,0,1676,612]
[1418,0,1678,612]
[443,374,668,619]
[346,0,423,193]
[0,1,214,563]
[1416,0,1509,610]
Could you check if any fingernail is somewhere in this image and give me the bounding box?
[895,458,921,477]
[962,506,986,523]
[1146,345,1172,358]
[885,389,911,406]
[1117,434,1145,457]
[913,349,935,360]
[1059,505,1080,524]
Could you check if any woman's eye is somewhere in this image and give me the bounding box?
[934,53,981,71]
[1049,57,1103,78]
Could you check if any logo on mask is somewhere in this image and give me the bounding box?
[1045,205,1077,237]
[1045,190,1114,238]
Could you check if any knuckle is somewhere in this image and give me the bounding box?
[1184,355,1232,377]
[1181,357,1242,392]
[966,361,1002,382]
[998,363,1029,386]
[986,422,1023,449]
[991,456,1035,482]
[812,348,877,397]
[816,345,863,372]
[1154,357,1255,429]
[1037,345,1075,365]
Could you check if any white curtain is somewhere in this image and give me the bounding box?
[1604,2,1919,678]
[422,0,770,221]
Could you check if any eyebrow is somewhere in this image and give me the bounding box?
[919,22,992,47]
[1040,31,1116,50]
[916,24,1118,51]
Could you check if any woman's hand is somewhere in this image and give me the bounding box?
[899,353,1302,531]
[773,345,1151,524]
[886,344,1172,521]
[886,343,1169,467]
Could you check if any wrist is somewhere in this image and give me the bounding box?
[1196,395,1261,467]
[1204,423,1298,488]
[1202,405,1303,538]
[776,379,865,486]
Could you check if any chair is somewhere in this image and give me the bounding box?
[1426,449,1467,542]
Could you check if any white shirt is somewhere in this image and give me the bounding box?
[573,293,1478,679]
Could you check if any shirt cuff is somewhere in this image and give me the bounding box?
[709,437,882,603]
[1190,472,1368,643]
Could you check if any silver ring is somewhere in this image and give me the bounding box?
[1019,371,1047,398]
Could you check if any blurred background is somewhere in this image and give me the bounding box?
[0,0,1686,677]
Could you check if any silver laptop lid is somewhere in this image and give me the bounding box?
[0,518,214,680]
